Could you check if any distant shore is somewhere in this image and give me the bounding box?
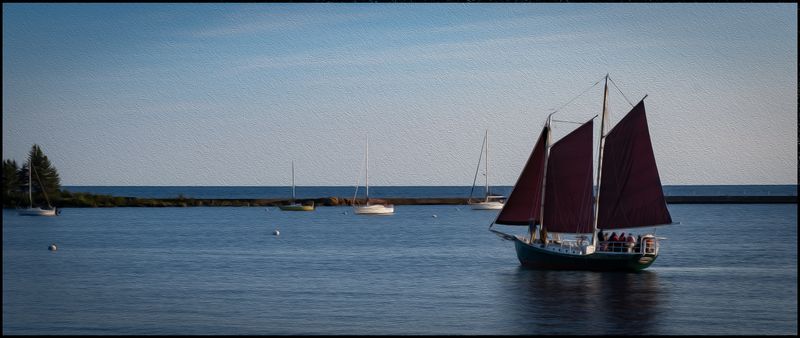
[5,195,796,209]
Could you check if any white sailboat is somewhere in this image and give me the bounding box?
[468,129,505,210]
[278,161,315,211]
[18,156,58,216]
[353,137,394,215]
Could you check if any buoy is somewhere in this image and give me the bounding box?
[273,229,280,236]
[432,214,438,218]
[48,243,57,251]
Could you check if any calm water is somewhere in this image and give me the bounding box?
[3,204,797,335]
[62,185,798,199]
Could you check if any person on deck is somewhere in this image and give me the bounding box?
[626,234,636,252]
[597,230,607,251]
[635,235,643,252]
[609,232,619,251]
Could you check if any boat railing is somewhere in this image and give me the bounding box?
[597,238,658,254]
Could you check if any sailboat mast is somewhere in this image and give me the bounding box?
[291,160,295,203]
[592,74,610,247]
[365,137,369,203]
[28,157,32,208]
[535,115,554,243]
[484,129,489,201]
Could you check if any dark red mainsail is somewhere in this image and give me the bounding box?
[598,100,672,229]
[543,119,595,233]
[495,126,549,226]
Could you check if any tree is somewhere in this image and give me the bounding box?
[21,144,61,205]
[2,159,21,205]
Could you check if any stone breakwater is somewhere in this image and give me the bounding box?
[31,195,798,208]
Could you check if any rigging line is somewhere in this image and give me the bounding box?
[551,119,583,125]
[608,76,635,107]
[553,114,599,125]
[31,164,52,207]
[468,132,487,203]
[551,74,606,114]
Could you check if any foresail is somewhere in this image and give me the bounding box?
[495,126,549,226]
[543,119,594,233]
[598,100,672,229]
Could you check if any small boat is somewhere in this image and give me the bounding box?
[354,203,395,215]
[278,161,315,211]
[353,137,394,215]
[18,207,57,216]
[489,75,673,271]
[278,203,315,211]
[468,129,505,210]
[18,155,58,216]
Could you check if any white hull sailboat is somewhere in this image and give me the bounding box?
[18,156,58,216]
[353,204,395,215]
[468,129,505,210]
[353,137,394,215]
[469,201,504,210]
[18,207,57,216]
[489,75,673,271]
[278,161,315,211]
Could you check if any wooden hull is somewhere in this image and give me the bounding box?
[18,207,57,216]
[513,237,657,271]
[278,204,315,211]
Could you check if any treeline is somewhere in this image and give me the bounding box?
[3,144,62,208]
[2,144,173,208]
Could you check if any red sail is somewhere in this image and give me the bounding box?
[495,126,549,225]
[543,119,594,233]
[598,100,672,229]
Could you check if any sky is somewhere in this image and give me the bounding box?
[2,3,797,186]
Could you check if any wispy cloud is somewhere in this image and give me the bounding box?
[187,8,383,38]
[231,32,589,72]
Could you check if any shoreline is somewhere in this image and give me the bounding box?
[5,195,796,208]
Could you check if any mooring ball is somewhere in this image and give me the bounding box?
[48,244,57,251]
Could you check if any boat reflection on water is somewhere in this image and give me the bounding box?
[499,268,664,335]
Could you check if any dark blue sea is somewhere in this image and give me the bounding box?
[3,187,797,334]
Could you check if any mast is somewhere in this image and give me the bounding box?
[592,74,610,247]
[291,160,295,203]
[534,114,554,243]
[484,129,489,201]
[365,136,369,204]
[28,157,32,209]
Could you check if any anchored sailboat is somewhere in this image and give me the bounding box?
[18,156,58,216]
[353,137,394,215]
[489,75,672,271]
[468,129,505,210]
[278,161,315,211]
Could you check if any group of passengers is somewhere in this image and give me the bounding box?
[597,230,640,252]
